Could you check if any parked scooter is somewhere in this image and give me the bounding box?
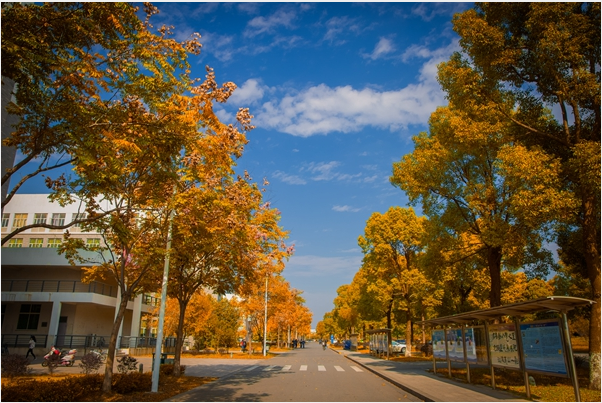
[89,348,107,363]
[41,347,76,367]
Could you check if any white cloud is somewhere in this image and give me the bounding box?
[332,205,361,213]
[229,79,265,106]
[365,37,396,60]
[272,170,307,185]
[249,42,457,137]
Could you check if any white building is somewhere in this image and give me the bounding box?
[1,194,157,352]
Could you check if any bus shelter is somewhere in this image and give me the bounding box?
[418,296,595,402]
[366,328,392,360]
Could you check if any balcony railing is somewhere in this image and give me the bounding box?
[2,279,118,297]
[1,334,178,350]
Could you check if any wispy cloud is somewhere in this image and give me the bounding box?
[272,170,307,185]
[411,3,472,22]
[364,37,396,60]
[285,254,362,277]
[303,161,341,181]
[323,16,362,45]
[244,8,297,37]
[332,205,361,213]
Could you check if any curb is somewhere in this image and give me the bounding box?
[340,351,434,402]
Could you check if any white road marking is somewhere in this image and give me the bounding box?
[300,365,308,371]
[334,366,344,371]
[244,365,259,371]
[318,365,326,371]
[350,366,363,372]
[263,365,274,371]
[282,365,292,371]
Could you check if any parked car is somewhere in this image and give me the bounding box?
[391,340,406,354]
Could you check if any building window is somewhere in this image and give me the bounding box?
[51,213,65,226]
[32,213,48,232]
[47,238,62,248]
[86,238,100,248]
[17,304,41,330]
[7,238,23,248]
[71,213,87,230]
[11,213,27,229]
[34,213,47,225]
[2,213,9,229]
[29,238,44,248]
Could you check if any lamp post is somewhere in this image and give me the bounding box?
[263,275,268,357]
[151,205,175,393]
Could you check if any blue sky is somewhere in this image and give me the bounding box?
[18,2,474,328]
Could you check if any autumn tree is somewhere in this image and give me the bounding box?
[441,2,600,389]
[358,207,427,356]
[392,103,563,309]
[162,292,213,348]
[1,2,200,243]
[332,284,360,337]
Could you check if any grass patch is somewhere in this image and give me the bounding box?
[430,365,600,402]
[1,373,216,402]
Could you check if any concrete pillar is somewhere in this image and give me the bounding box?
[47,301,62,348]
[129,294,143,347]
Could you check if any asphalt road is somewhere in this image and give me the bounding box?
[166,344,422,402]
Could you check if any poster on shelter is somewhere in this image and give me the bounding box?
[465,328,477,362]
[432,329,446,359]
[520,320,567,376]
[489,323,520,369]
[446,328,464,362]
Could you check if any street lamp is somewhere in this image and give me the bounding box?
[263,275,268,357]
[151,204,175,393]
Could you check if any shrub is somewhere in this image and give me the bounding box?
[0,354,30,377]
[116,354,138,373]
[112,372,152,394]
[79,352,103,374]
[0,375,103,401]
[45,352,61,374]
[159,363,186,376]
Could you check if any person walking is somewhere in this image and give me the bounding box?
[26,335,36,359]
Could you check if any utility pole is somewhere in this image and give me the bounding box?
[263,275,268,356]
[151,206,175,393]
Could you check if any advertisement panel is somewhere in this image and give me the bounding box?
[432,329,446,359]
[520,320,567,376]
[489,323,520,369]
[446,328,464,362]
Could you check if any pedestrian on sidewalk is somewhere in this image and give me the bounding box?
[26,335,36,359]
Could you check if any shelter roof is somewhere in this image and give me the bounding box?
[418,296,595,327]
[365,328,391,334]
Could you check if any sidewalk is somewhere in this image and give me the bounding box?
[336,349,527,402]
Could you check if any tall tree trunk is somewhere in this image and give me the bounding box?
[583,193,601,390]
[421,302,426,344]
[102,294,129,393]
[386,299,393,329]
[487,246,503,307]
[173,299,189,377]
[405,296,412,357]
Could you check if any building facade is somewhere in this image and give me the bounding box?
[1,194,157,352]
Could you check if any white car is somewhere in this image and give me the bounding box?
[391,340,406,354]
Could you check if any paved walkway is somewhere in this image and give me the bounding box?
[336,349,527,402]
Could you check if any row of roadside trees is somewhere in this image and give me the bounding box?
[1,2,307,394]
[319,3,600,390]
